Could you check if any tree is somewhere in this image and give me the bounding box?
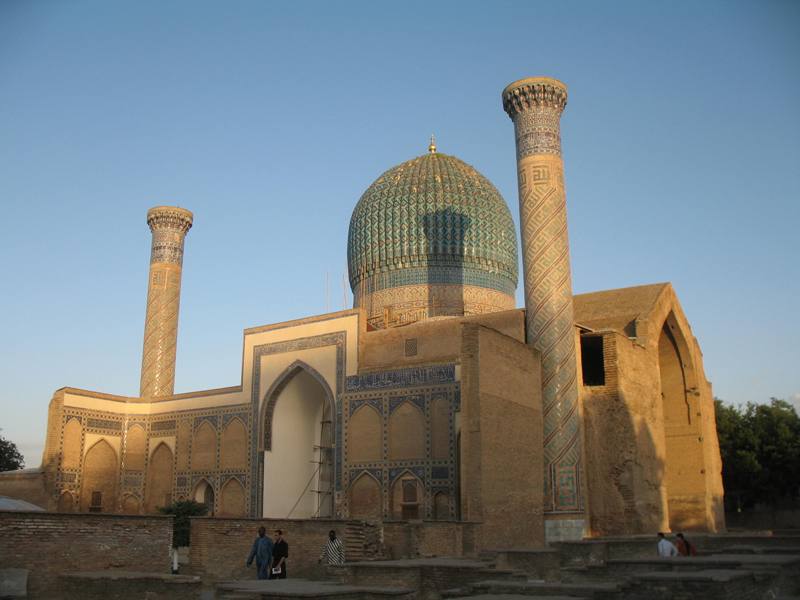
[0,430,25,472]
[715,398,800,510]
[159,499,208,547]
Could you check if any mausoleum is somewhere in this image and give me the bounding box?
[0,77,725,545]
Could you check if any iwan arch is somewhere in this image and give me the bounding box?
[0,77,723,545]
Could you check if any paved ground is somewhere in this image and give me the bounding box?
[215,578,413,597]
[345,557,490,568]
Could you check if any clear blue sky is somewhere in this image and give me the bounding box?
[1,1,798,465]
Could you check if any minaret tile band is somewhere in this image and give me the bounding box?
[503,77,584,514]
[140,206,193,398]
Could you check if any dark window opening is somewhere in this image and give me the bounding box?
[580,335,605,386]
[404,338,418,357]
[400,478,420,519]
[402,479,418,503]
[401,504,420,520]
[89,491,103,512]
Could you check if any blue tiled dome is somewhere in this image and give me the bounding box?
[347,152,518,297]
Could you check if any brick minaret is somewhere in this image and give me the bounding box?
[139,206,193,398]
[502,78,585,532]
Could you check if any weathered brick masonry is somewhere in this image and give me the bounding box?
[382,521,477,558]
[0,511,172,597]
[189,517,380,580]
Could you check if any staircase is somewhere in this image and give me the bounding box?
[344,520,384,562]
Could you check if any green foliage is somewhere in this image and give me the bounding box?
[0,429,25,472]
[158,499,207,547]
[715,398,800,510]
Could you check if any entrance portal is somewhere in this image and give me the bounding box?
[263,365,333,518]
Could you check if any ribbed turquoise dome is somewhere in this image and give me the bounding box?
[347,152,518,297]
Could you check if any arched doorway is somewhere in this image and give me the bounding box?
[658,315,705,530]
[262,363,334,519]
[194,479,215,516]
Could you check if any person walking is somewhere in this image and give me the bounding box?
[656,532,678,557]
[319,530,346,566]
[246,526,274,580]
[270,529,288,579]
[675,532,697,556]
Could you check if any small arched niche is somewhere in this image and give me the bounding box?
[145,442,174,513]
[390,472,423,520]
[193,479,215,516]
[388,401,424,460]
[349,472,382,520]
[220,478,246,517]
[347,405,381,463]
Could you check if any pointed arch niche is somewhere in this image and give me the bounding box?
[658,312,705,530]
[62,418,83,470]
[390,471,423,520]
[220,418,247,470]
[220,477,246,516]
[145,442,174,513]
[347,405,381,463]
[261,361,334,519]
[388,401,424,460]
[80,439,118,512]
[193,479,215,516]
[124,424,146,471]
[349,471,382,520]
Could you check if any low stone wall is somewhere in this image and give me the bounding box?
[494,549,561,580]
[0,511,172,598]
[189,517,378,581]
[726,509,800,530]
[0,469,51,509]
[338,559,505,596]
[60,572,202,600]
[556,533,800,567]
[382,521,478,559]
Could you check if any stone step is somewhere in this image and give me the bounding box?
[216,578,415,599]
[471,579,622,598]
[446,595,589,600]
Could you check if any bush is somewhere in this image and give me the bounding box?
[159,500,207,547]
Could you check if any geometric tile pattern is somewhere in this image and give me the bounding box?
[249,331,347,515]
[347,152,518,323]
[341,364,460,520]
[139,207,193,398]
[503,78,584,513]
[346,363,455,392]
[358,283,515,330]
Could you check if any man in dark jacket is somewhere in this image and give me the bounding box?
[246,526,274,580]
[270,529,288,579]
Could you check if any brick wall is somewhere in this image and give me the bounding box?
[189,517,377,580]
[460,323,544,550]
[0,511,172,597]
[383,521,477,558]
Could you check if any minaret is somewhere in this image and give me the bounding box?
[139,206,193,398]
[502,78,585,534]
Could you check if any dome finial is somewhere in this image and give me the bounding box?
[428,134,437,154]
